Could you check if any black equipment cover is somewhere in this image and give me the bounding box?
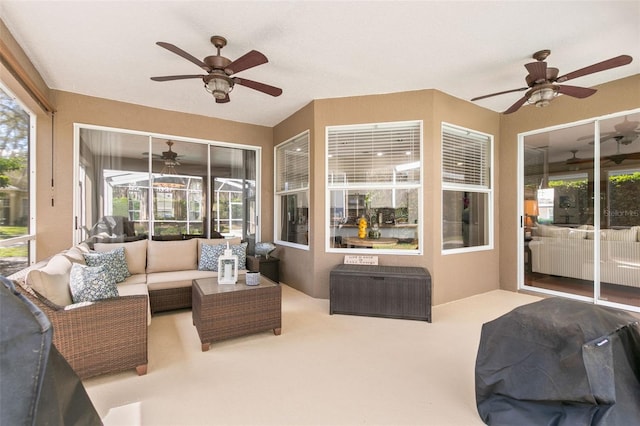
[0,276,102,426]
[475,297,640,426]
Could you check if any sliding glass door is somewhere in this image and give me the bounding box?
[76,126,259,244]
[521,110,640,311]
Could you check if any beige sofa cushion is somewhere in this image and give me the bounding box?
[146,239,198,273]
[95,239,148,275]
[586,227,638,241]
[601,227,638,241]
[26,255,73,306]
[146,269,247,291]
[61,245,88,265]
[535,224,571,238]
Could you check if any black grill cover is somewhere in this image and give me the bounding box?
[0,276,102,426]
[475,297,640,426]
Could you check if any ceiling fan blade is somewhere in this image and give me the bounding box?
[525,61,548,84]
[556,55,632,83]
[156,41,211,72]
[225,50,268,75]
[557,85,597,99]
[471,87,528,101]
[151,74,204,82]
[575,157,595,164]
[234,77,283,97]
[215,94,230,103]
[503,95,529,114]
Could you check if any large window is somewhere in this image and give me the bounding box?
[0,84,35,276]
[442,123,493,252]
[275,131,309,248]
[76,126,259,244]
[327,121,422,253]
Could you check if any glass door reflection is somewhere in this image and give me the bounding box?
[521,111,640,310]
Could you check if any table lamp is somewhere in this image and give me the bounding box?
[524,199,539,236]
[218,242,238,284]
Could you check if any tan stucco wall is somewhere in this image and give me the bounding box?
[498,74,640,293]
[272,102,315,296]
[432,91,502,303]
[273,90,502,304]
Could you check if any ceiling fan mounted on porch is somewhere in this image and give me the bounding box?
[603,117,640,145]
[142,140,183,174]
[150,35,282,103]
[604,138,640,165]
[563,150,595,170]
[471,50,632,114]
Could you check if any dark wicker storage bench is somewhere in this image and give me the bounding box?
[330,264,431,322]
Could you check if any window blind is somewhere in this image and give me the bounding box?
[442,125,491,188]
[275,132,309,193]
[327,121,421,186]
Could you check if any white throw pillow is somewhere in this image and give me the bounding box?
[26,255,73,306]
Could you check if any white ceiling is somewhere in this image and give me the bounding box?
[1,1,639,127]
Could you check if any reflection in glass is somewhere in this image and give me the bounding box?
[328,188,419,250]
[443,191,489,249]
[78,128,257,244]
[522,111,640,309]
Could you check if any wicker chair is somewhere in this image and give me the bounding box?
[12,276,148,379]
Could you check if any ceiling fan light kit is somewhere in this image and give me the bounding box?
[528,86,557,108]
[471,50,633,114]
[204,73,234,100]
[151,35,282,104]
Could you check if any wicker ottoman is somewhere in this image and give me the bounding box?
[192,277,281,351]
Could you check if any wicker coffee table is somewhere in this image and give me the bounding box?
[192,277,282,351]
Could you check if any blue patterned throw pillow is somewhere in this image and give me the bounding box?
[232,242,248,270]
[69,263,119,303]
[83,247,130,283]
[199,243,223,271]
[198,242,248,271]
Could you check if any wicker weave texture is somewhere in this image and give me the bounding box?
[15,281,148,379]
[192,281,281,348]
[149,286,192,314]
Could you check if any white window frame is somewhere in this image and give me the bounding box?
[274,130,310,250]
[73,123,261,243]
[326,120,423,255]
[0,82,37,266]
[441,122,494,254]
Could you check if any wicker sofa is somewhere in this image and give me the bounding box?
[529,224,640,288]
[9,237,248,379]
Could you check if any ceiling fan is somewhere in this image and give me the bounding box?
[603,117,640,145]
[565,150,592,166]
[604,138,640,165]
[579,116,640,145]
[142,140,182,174]
[159,140,180,165]
[150,35,282,103]
[471,50,633,114]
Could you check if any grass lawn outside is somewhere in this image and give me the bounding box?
[0,226,28,239]
[0,226,29,258]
